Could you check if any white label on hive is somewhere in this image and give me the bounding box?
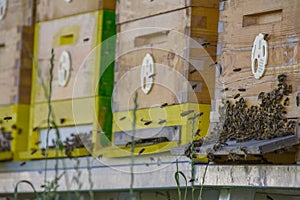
[141,53,155,94]
[64,0,72,3]
[58,50,71,87]
[251,33,268,79]
[0,0,7,21]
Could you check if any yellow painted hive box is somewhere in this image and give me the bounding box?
[0,105,30,161]
[25,10,116,160]
[104,1,220,158]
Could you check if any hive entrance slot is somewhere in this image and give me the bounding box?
[243,9,282,27]
[60,34,75,45]
[134,31,169,47]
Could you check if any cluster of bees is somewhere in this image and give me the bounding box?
[0,131,12,152]
[0,113,92,159]
[217,74,296,145]
[0,120,19,152]
[64,132,93,158]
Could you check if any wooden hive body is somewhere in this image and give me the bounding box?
[0,0,35,161]
[36,0,115,22]
[33,10,116,103]
[215,0,300,119]
[106,0,220,157]
[0,26,34,105]
[114,3,220,111]
[0,0,35,29]
[25,10,116,160]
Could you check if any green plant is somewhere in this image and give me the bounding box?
[87,157,94,200]
[41,49,63,200]
[129,92,138,200]
[190,113,197,200]
[73,159,84,200]
[14,180,39,200]
[198,163,209,200]
[13,49,95,200]
[174,159,187,200]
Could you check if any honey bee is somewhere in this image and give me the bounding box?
[283,97,289,106]
[180,110,194,117]
[233,68,242,72]
[138,148,146,155]
[60,118,66,124]
[119,116,126,121]
[189,69,197,74]
[11,124,17,129]
[3,116,12,121]
[144,121,152,126]
[192,84,197,90]
[31,148,38,155]
[234,94,240,99]
[238,88,246,92]
[158,119,167,125]
[160,103,168,108]
[148,73,156,78]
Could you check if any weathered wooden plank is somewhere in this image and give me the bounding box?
[218,0,300,47]
[114,7,218,111]
[0,0,35,29]
[198,135,299,156]
[0,26,34,105]
[116,0,220,24]
[171,134,299,158]
[36,0,115,22]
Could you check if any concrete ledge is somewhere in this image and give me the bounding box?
[1,156,300,193]
[195,164,300,188]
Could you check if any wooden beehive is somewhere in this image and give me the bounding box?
[0,0,35,106]
[26,10,116,159]
[0,104,30,161]
[0,0,35,29]
[33,10,115,103]
[114,5,219,111]
[103,1,220,158]
[116,0,219,24]
[36,0,115,22]
[0,0,35,161]
[215,0,300,119]
[0,26,34,106]
[19,96,112,160]
[198,0,300,164]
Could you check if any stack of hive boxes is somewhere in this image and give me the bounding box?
[209,0,300,162]
[107,0,220,157]
[0,0,35,161]
[214,0,300,117]
[22,0,116,159]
